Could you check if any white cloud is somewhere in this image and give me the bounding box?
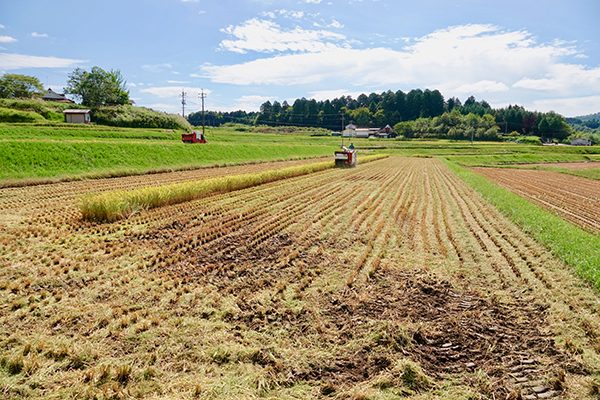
[145,103,182,114]
[139,86,211,99]
[454,80,509,94]
[513,63,600,94]
[273,9,306,19]
[261,11,276,19]
[230,95,272,111]
[203,23,600,109]
[219,18,347,53]
[305,0,322,3]
[167,80,190,84]
[0,25,5,29]
[0,53,83,70]
[141,63,173,73]
[329,19,343,29]
[0,36,17,43]
[309,89,365,101]
[528,95,600,117]
[31,32,49,38]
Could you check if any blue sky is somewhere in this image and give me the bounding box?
[1,0,599,117]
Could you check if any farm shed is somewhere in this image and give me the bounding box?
[571,137,594,146]
[42,88,73,103]
[63,109,91,124]
[355,128,371,138]
[343,124,357,137]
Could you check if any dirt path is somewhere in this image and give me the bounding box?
[1,156,599,399]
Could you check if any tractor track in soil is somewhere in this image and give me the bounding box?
[2,156,600,399]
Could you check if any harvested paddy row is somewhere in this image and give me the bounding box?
[1,156,600,399]
[0,158,324,227]
[471,167,600,233]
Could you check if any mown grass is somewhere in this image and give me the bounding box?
[444,153,598,166]
[80,154,388,222]
[544,167,600,181]
[0,123,183,140]
[446,159,600,288]
[508,164,600,181]
[0,140,338,182]
[2,123,599,183]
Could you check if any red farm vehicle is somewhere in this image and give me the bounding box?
[181,130,207,144]
[334,149,357,168]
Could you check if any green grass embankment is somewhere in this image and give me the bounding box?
[445,159,600,288]
[445,153,597,167]
[0,141,339,183]
[80,154,388,222]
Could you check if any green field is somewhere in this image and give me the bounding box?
[0,125,340,183]
[3,123,600,399]
[2,124,600,184]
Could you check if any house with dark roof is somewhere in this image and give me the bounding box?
[42,88,74,103]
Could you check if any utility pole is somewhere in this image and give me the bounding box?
[180,89,187,118]
[198,89,207,136]
[341,114,345,148]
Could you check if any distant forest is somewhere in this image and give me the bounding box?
[187,88,578,140]
[187,110,258,127]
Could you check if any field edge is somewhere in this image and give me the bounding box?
[443,158,600,289]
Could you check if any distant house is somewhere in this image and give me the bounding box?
[342,124,397,139]
[342,124,357,137]
[571,137,594,146]
[377,124,396,139]
[63,109,91,124]
[42,88,74,103]
[355,128,371,138]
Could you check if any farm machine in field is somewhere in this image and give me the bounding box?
[181,130,207,144]
[334,148,357,168]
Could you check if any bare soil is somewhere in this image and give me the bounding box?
[471,166,600,233]
[1,157,599,399]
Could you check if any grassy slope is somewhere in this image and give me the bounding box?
[2,123,600,183]
[497,164,600,181]
[0,125,339,182]
[445,159,600,288]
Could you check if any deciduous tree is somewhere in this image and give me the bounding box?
[64,67,130,107]
[0,73,44,99]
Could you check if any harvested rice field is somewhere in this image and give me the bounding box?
[471,167,600,234]
[1,156,600,399]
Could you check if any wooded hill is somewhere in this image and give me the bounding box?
[253,89,571,140]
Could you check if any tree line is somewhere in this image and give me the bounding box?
[186,110,258,127]
[0,71,575,141]
[254,90,572,140]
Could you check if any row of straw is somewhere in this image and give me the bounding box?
[79,154,388,222]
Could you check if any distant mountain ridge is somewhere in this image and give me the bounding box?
[574,112,600,121]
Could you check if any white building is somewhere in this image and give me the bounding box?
[571,137,594,146]
[342,124,357,137]
[63,109,91,124]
